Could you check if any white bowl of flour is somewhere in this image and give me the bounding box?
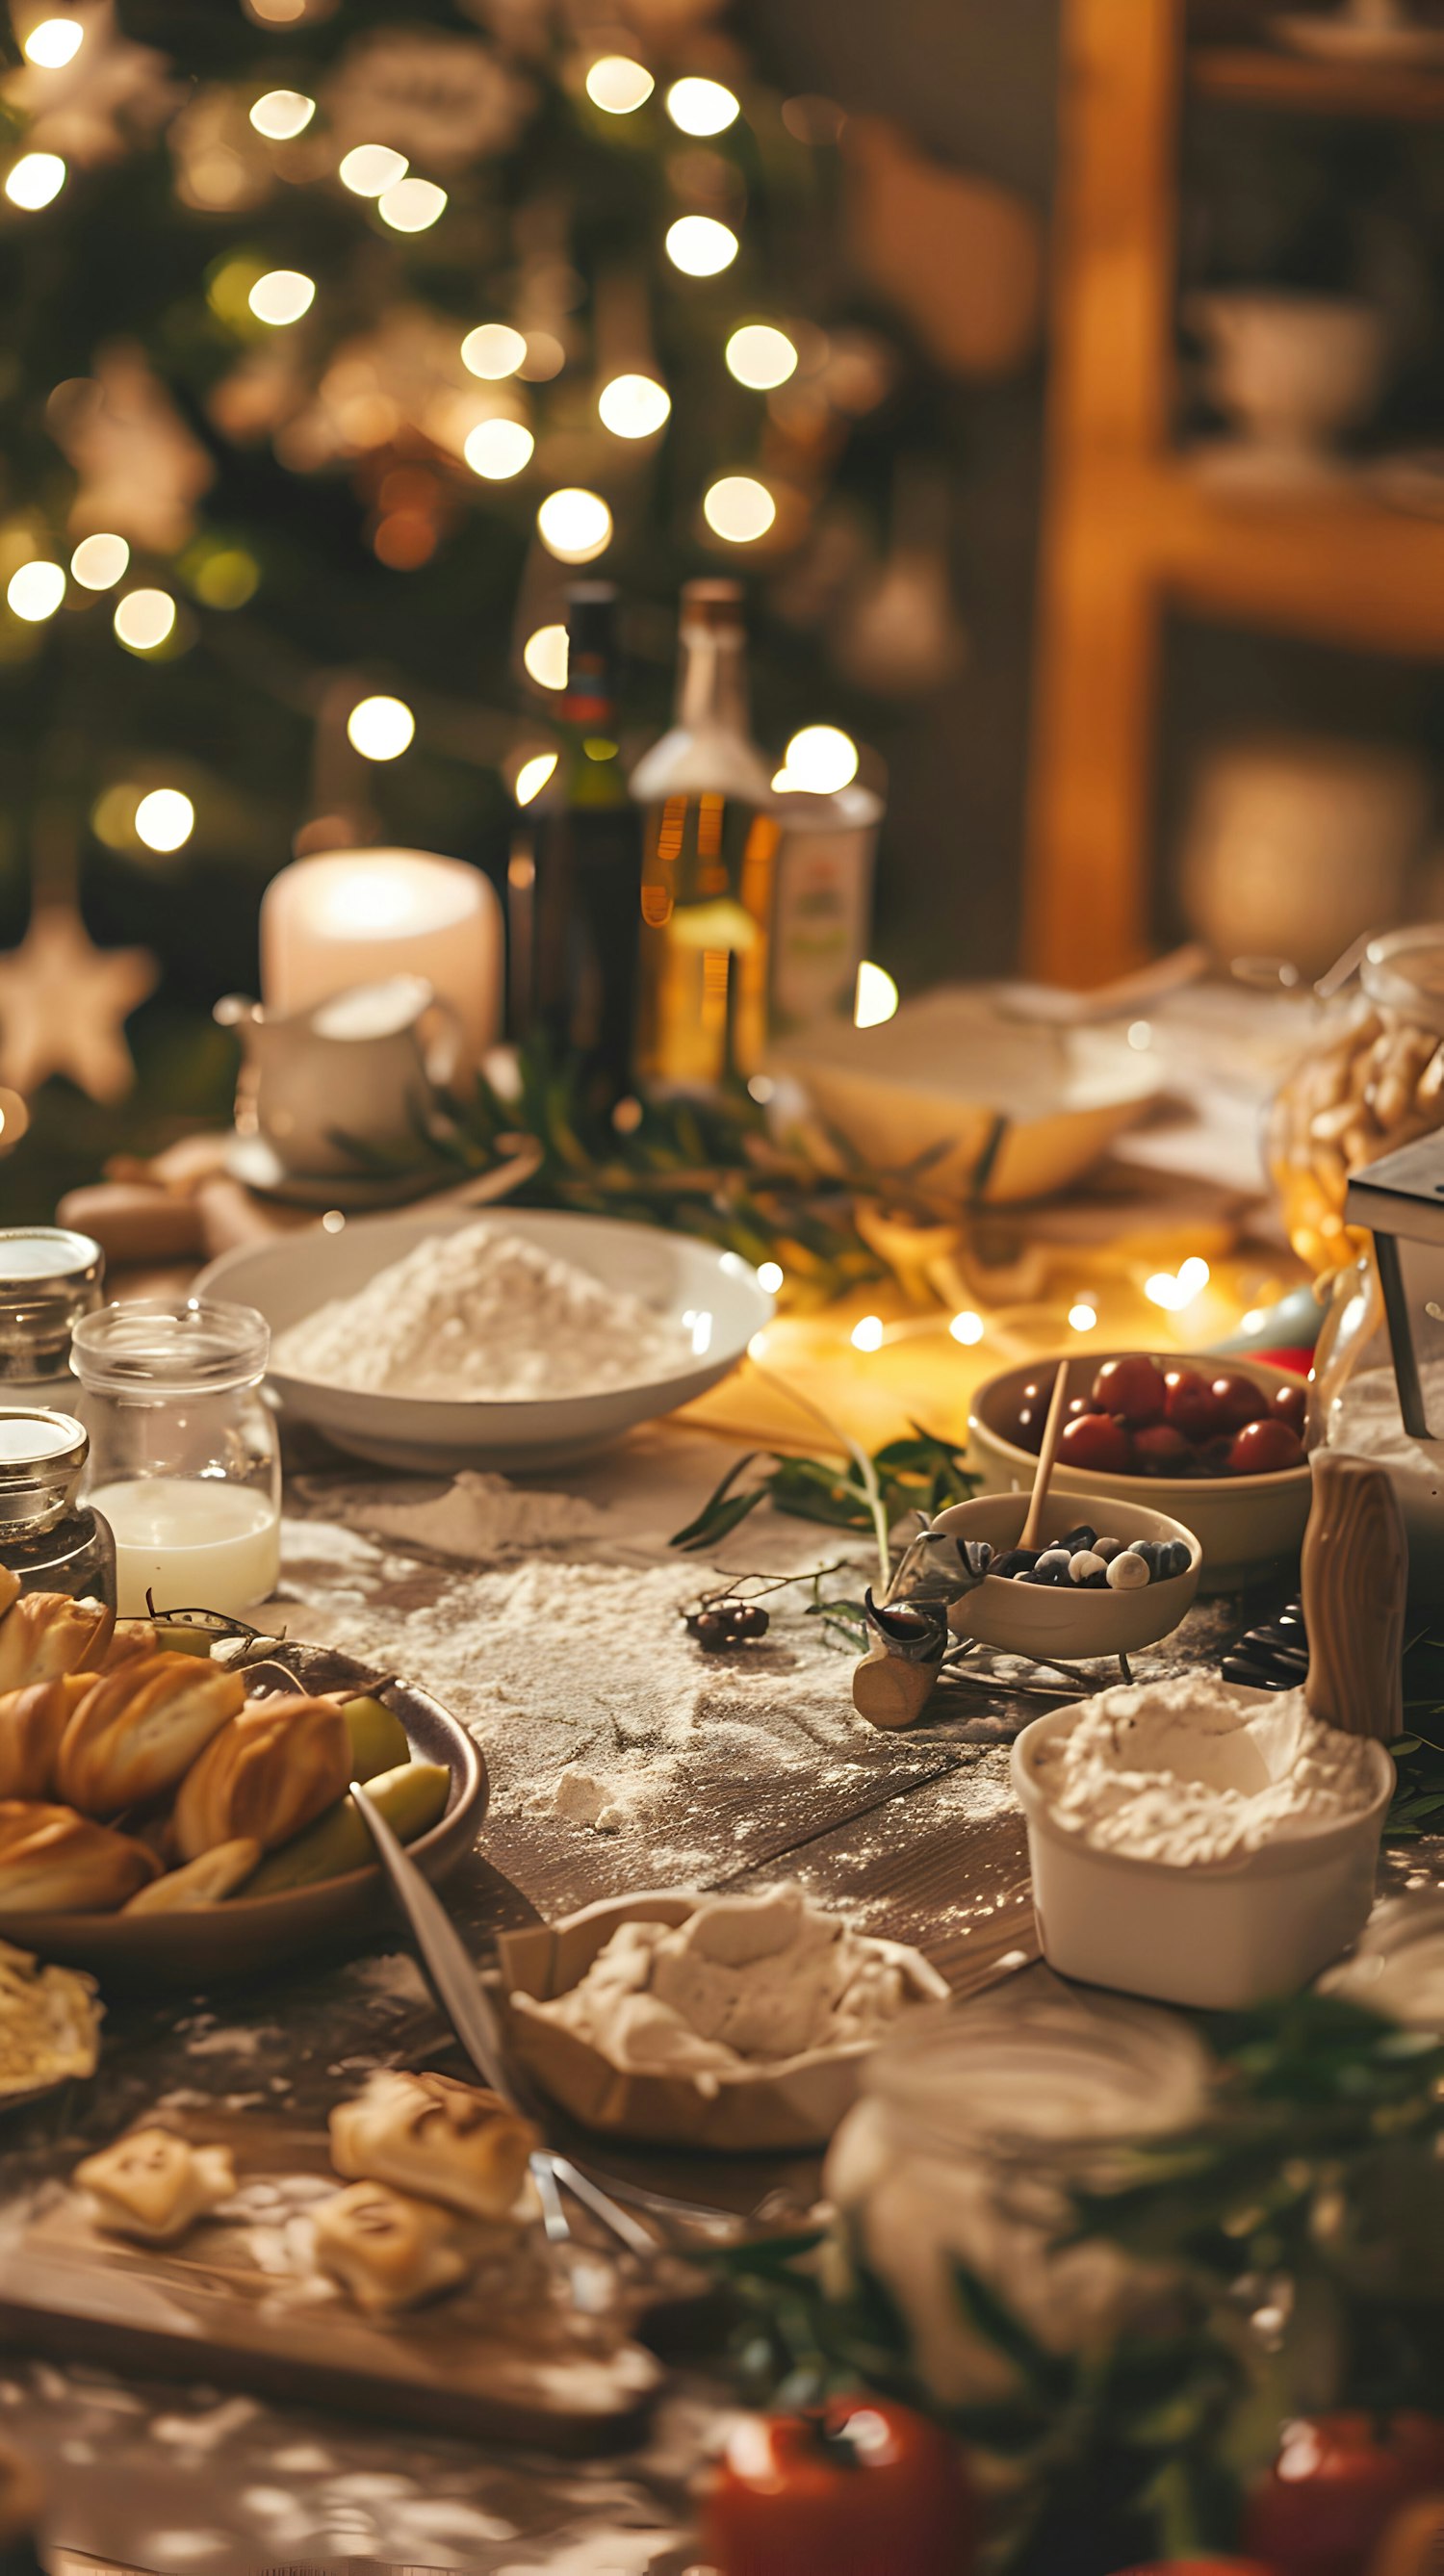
[1012,1675,1394,2009]
[196,1210,775,1472]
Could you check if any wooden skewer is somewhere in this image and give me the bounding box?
[1302,1450,1407,1742]
[851,1647,941,1731]
[1019,1360,1070,1553]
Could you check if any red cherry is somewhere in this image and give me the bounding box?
[1227,1416,1305,1476]
[1132,1421,1193,1475]
[1091,1356,1168,1426]
[1210,1372,1271,1431]
[1272,1380,1307,1435]
[1244,2412,1444,2576]
[1060,1411,1133,1474]
[1164,1366,1225,1444]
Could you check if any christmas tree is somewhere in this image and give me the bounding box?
[0,0,959,1218]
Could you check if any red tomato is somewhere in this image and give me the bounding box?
[1243,2412,1444,2576]
[1061,1411,1134,1474]
[1227,1417,1306,1476]
[1272,1381,1308,1435]
[701,2397,975,2576]
[1092,1355,1168,1425]
[1133,1421,1194,1474]
[1210,1373,1272,1431]
[1115,2563,1276,2575]
[1165,1366,1225,1444]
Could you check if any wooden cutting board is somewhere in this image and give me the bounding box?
[0,2111,661,2454]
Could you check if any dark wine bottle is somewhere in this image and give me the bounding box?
[514,582,641,1104]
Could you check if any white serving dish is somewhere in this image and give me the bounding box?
[766,987,1158,1206]
[196,1209,773,1473]
[1012,1692,1394,2010]
[968,1351,1312,1592]
[929,1490,1200,1662]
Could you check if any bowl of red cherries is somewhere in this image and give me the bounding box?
[968,1351,1313,1592]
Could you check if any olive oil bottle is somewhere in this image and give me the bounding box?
[630,580,779,1090]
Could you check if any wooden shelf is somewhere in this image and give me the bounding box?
[1146,465,1444,654]
[1190,42,1444,119]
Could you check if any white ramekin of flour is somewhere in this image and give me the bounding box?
[1012,1675,1394,2008]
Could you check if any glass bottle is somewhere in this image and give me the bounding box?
[767,778,883,1042]
[824,1985,1210,2407]
[69,1300,281,1619]
[0,1227,104,1405]
[631,579,779,1089]
[0,1409,116,1607]
[518,581,642,1104]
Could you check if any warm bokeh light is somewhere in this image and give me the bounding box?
[519,329,566,381]
[247,269,315,324]
[338,142,407,196]
[665,215,737,276]
[23,18,84,65]
[949,1310,985,1346]
[378,176,447,233]
[756,1260,784,1295]
[249,89,315,140]
[113,588,176,651]
[1145,1255,1211,1313]
[461,322,527,380]
[665,76,739,136]
[249,0,305,19]
[463,417,533,480]
[70,533,129,591]
[597,373,671,439]
[190,546,260,608]
[523,623,569,689]
[726,323,798,391]
[585,56,654,114]
[514,751,557,806]
[854,961,899,1028]
[346,693,415,760]
[6,153,66,209]
[1069,1302,1098,1332]
[7,560,64,622]
[850,1315,885,1353]
[134,788,194,854]
[536,487,613,564]
[781,724,858,792]
[702,475,775,542]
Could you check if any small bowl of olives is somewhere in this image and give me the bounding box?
[967,1351,1313,1592]
[928,1489,1201,1662]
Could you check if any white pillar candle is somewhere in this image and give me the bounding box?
[90,1478,281,1618]
[260,848,503,1061]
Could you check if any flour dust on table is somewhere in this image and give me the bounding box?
[273,1221,690,1400]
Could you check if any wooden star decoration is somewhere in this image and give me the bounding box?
[0,902,158,1102]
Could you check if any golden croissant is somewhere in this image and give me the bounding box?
[172,1694,349,1860]
[0,1801,160,1913]
[0,1592,115,1695]
[0,1675,94,1801]
[101,1618,162,1671]
[122,1838,260,1913]
[56,1654,245,1816]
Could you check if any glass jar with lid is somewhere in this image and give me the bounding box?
[823,1985,1211,2407]
[0,1228,104,1404]
[68,1300,280,1620]
[1268,925,1444,1276]
[0,1409,116,1606]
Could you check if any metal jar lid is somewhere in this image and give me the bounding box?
[0,1228,104,1385]
[0,1407,89,1531]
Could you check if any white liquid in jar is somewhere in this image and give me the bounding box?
[90,1479,281,1619]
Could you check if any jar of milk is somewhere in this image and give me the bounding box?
[824,1985,1212,2408]
[68,1300,281,1619]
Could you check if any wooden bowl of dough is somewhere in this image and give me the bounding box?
[0,1642,486,1991]
[498,1891,950,2153]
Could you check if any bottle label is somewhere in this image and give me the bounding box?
[769,825,876,1035]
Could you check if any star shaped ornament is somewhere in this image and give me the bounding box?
[0,902,157,1101]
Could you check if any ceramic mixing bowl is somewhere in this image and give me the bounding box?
[967,1351,1312,1592]
[929,1490,1200,1663]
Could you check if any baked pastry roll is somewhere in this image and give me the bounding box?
[0,1593,114,1695]
[0,1570,17,1622]
[311,2180,472,2314]
[101,1619,161,1670]
[329,2071,538,2224]
[172,1693,349,1861]
[56,1654,245,1816]
[122,1837,261,1912]
[0,1674,93,1800]
[75,2127,235,2243]
[0,1801,160,1912]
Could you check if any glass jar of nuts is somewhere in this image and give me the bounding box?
[1268,926,1444,1275]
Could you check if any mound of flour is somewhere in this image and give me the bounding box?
[273,1222,688,1401]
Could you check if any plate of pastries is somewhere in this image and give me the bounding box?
[0,1571,485,1985]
